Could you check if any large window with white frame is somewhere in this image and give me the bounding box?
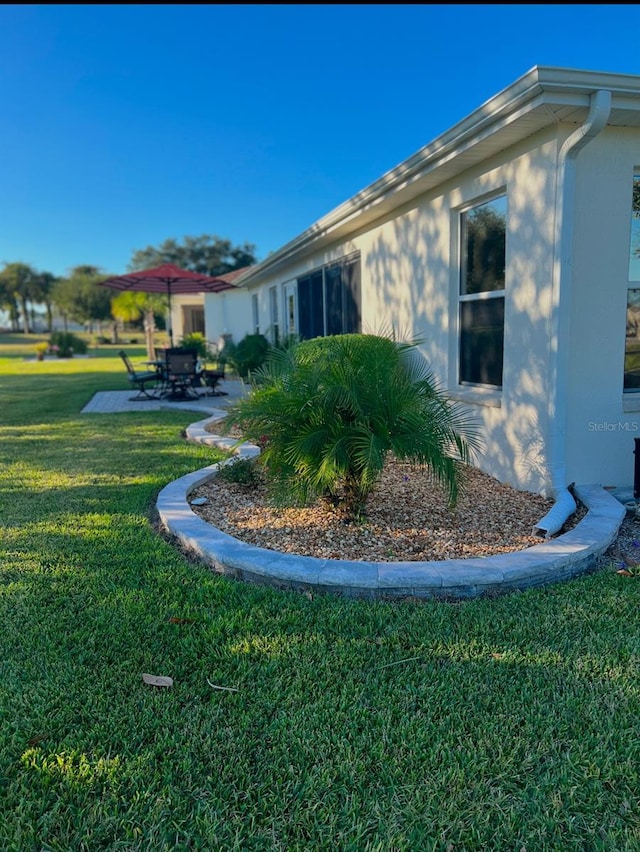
[296,254,361,340]
[458,194,507,388]
[624,173,640,391]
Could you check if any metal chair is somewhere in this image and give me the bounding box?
[163,349,201,399]
[200,364,228,396]
[119,351,161,401]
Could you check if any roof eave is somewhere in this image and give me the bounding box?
[237,65,640,287]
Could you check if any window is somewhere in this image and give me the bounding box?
[296,254,361,340]
[284,282,297,336]
[624,174,640,391]
[269,286,279,345]
[182,306,205,335]
[458,195,506,388]
[251,293,259,335]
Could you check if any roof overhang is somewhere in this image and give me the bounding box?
[235,65,640,287]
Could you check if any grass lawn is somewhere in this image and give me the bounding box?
[1,334,639,850]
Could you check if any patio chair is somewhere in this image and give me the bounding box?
[163,348,201,400]
[200,363,228,396]
[119,351,161,401]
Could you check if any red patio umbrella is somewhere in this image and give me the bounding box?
[101,263,233,346]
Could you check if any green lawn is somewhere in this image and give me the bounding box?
[1,336,639,851]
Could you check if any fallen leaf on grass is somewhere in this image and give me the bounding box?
[375,656,421,670]
[168,617,195,624]
[27,734,47,747]
[616,569,637,577]
[142,673,174,688]
[206,678,239,692]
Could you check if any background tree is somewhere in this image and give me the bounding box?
[129,234,257,275]
[111,290,165,360]
[0,262,39,333]
[52,265,113,333]
[35,271,59,332]
[0,275,20,331]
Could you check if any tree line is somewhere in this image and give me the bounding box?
[0,234,257,335]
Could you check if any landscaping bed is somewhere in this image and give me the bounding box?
[190,451,586,562]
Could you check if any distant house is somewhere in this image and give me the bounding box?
[170,267,251,346]
[200,66,640,500]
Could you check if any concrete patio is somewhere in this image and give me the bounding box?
[81,378,246,415]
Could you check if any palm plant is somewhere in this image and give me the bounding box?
[225,333,481,520]
[110,290,165,361]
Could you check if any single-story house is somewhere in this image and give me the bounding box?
[195,65,640,507]
[168,267,251,346]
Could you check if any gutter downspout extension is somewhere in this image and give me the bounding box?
[534,88,612,537]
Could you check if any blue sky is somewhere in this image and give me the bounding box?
[2,3,640,279]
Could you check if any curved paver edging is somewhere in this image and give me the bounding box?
[156,416,627,600]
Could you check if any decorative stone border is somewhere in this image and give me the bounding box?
[156,416,626,600]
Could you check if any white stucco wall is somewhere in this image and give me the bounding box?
[565,127,640,489]
[204,288,253,351]
[233,129,560,493]
[349,130,561,493]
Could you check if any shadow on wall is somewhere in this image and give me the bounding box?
[361,149,555,493]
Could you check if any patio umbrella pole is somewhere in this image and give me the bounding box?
[167,281,173,346]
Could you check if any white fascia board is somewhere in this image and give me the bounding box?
[236,66,640,287]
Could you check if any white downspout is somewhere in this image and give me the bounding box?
[534,89,612,537]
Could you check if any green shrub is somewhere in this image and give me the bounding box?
[225,332,481,519]
[49,331,88,358]
[225,333,270,379]
[181,332,209,360]
[215,456,262,488]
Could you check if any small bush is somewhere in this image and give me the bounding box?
[224,332,481,519]
[181,332,209,360]
[49,331,88,358]
[215,456,262,488]
[225,333,270,379]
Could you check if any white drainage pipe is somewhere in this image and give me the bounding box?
[533,486,577,538]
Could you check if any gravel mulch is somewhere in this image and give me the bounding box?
[600,509,640,574]
[189,450,589,563]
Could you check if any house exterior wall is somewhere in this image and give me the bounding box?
[229,128,562,494]
[201,111,640,496]
[204,288,253,351]
[352,129,562,494]
[169,294,204,344]
[565,127,640,489]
